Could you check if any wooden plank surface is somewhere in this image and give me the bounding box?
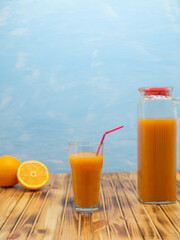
[0,172,180,239]
[128,172,180,240]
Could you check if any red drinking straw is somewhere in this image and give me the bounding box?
[96,125,124,156]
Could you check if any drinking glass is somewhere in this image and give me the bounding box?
[69,143,103,212]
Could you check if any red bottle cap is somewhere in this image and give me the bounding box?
[142,87,171,96]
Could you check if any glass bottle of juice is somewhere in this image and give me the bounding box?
[137,87,178,204]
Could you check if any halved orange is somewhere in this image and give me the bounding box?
[17,160,49,190]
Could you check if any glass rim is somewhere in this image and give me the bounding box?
[69,142,103,147]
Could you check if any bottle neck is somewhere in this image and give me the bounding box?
[138,87,177,119]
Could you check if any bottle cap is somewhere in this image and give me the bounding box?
[141,87,171,96]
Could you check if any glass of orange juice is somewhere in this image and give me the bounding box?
[69,143,103,212]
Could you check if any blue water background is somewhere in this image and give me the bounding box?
[0,0,180,173]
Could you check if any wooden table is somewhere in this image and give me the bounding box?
[0,172,180,239]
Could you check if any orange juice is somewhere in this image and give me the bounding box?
[69,152,103,207]
[138,118,177,203]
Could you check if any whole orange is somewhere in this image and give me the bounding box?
[0,156,21,187]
